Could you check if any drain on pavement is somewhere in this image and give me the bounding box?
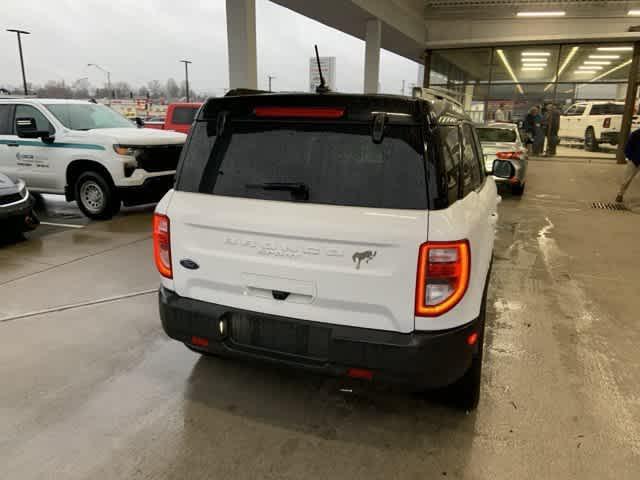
[591,202,628,211]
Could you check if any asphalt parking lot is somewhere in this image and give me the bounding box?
[1,159,639,480]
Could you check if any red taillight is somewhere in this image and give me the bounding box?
[253,106,345,118]
[496,151,522,160]
[415,240,471,317]
[603,117,611,128]
[153,213,172,278]
[467,332,478,346]
[191,336,209,347]
[347,368,374,380]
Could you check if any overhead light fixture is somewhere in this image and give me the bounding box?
[522,58,548,63]
[522,52,551,56]
[496,49,524,94]
[590,59,632,81]
[522,64,547,68]
[522,67,544,71]
[544,46,579,91]
[583,61,611,65]
[578,65,603,70]
[517,11,565,17]
[628,10,640,15]
[589,55,620,59]
[597,46,633,52]
[575,70,596,74]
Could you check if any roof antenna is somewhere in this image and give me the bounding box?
[314,45,330,94]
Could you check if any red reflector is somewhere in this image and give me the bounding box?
[253,106,345,118]
[467,332,478,346]
[347,368,373,380]
[191,336,209,347]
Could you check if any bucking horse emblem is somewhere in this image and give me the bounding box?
[352,250,377,270]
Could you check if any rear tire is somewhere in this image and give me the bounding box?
[511,182,525,196]
[74,171,120,220]
[447,289,487,411]
[585,127,598,152]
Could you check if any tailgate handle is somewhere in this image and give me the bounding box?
[272,290,290,301]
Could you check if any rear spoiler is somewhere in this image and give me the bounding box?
[224,88,270,97]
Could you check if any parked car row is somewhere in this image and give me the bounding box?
[1,88,524,410]
[0,98,187,220]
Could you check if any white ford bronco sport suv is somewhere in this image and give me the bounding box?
[0,98,186,219]
[155,90,506,409]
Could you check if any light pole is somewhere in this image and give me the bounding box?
[268,75,276,92]
[6,29,30,95]
[87,63,111,96]
[180,60,192,102]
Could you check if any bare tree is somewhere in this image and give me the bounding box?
[37,80,73,98]
[166,78,179,99]
[147,80,164,99]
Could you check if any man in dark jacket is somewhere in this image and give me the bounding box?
[545,104,561,156]
[616,128,640,203]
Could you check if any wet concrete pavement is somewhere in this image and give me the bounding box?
[0,159,639,479]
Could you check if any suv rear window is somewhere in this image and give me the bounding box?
[176,121,428,209]
[172,106,199,125]
[476,127,516,143]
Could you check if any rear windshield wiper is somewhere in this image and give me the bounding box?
[245,182,310,201]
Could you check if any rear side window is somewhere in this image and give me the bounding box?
[0,105,12,134]
[438,126,461,205]
[461,124,483,195]
[172,107,199,125]
[15,105,54,133]
[591,104,624,115]
[177,122,428,209]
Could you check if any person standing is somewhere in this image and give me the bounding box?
[523,106,538,154]
[531,106,545,155]
[495,103,507,122]
[616,127,640,203]
[545,104,561,156]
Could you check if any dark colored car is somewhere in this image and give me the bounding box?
[0,173,39,237]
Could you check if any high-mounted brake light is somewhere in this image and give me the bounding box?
[496,151,522,160]
[415,240,470,317]
[253,106,345,118]
[153,213,172,278]
[603,117,611,128]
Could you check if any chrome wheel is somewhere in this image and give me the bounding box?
[79,180,105,214]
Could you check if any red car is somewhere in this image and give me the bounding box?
[145,102,202,134]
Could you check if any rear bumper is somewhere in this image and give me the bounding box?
[159,287,481,389]
[117,174,175,206]
[0,194,38,231]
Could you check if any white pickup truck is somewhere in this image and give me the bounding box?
[0,98,186,219]
[558,101,639,152]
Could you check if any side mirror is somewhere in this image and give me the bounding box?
[15,117,54,143]
[492,159,515,179]
[134,117,145,128]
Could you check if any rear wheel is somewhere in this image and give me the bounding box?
[585,127,599,152]
[447,289,487,411]
[511,182,525,196]
[74,171,121,220]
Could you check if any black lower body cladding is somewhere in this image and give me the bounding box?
[159,287,481,389]
[117,175,175,206]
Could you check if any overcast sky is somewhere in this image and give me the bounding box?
[1,0,421,95]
